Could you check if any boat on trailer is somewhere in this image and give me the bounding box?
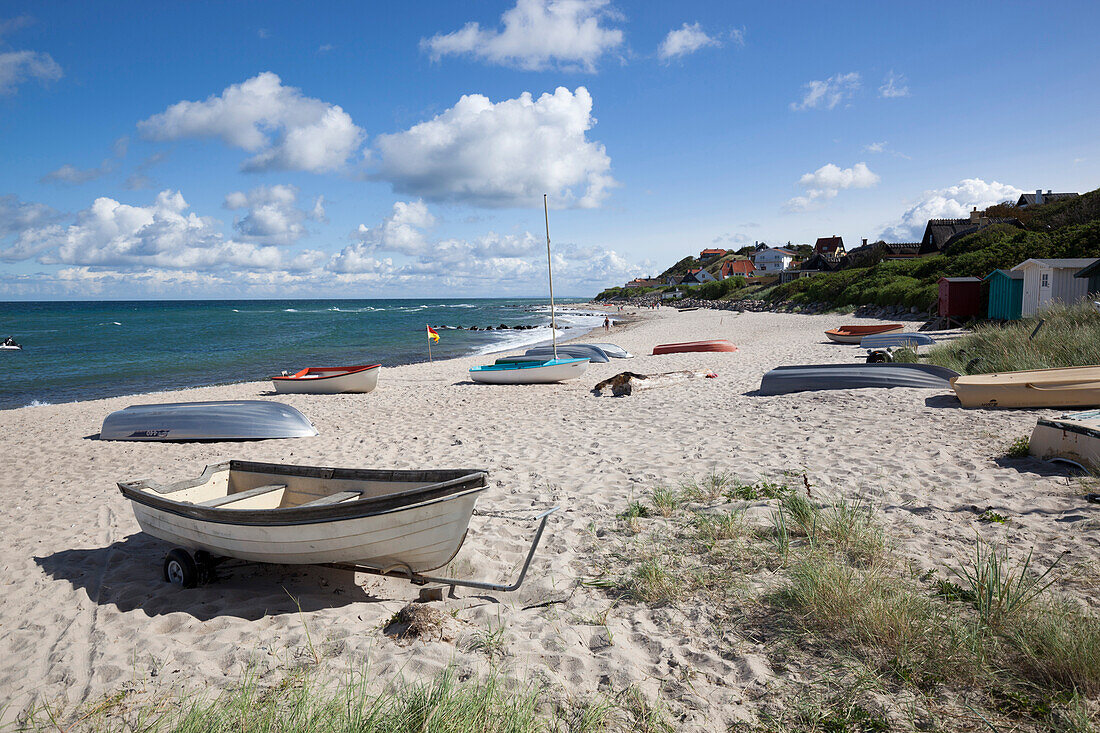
[471,357,589,384]
[100,400,317,441]
[824,324,904,344]
[759,363,959,395]
[652,339,738,355]
[951,366,1100,408]
[1029,410,1100,470]
[119,460,558,592]
[271,364,381,394]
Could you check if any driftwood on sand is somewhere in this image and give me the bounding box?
[592,370,717,397]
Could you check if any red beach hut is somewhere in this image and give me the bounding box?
[938,276,982,324]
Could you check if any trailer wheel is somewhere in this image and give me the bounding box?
[164,549,198,588]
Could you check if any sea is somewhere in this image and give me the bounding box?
[0,298,602,410]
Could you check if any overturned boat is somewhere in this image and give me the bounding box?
[100,400,317,441]
[824,324,904,344]
[521,344,610,362]
[272,364,381,394]
[759,363,959,395]
[951,366,1100,408]
[1030,410,1100,469]
[471,357,589,384]
[587,342,634,359]
[652,339,738,355]
[119,460,557,592]
[859,333,935,349]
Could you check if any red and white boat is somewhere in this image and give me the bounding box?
[271,364,381,394]
[652,339,738,355]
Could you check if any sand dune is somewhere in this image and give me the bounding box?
[1,308,1097,729]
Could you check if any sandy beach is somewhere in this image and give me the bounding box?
[2,307,1097,729]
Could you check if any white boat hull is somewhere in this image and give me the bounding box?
[1030,411,1100,470]
[130,492,479,572]
[470,358,588,384]
[272,365,380,394]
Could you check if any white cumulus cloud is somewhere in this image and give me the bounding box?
[658,22,720,61]
[137,72,364,173]
[879,179,1025,241]
[223,184,324,246]
[421,0,623,72]
[372,86,615,209]
[790,72,860,111]
[786,162,879,211]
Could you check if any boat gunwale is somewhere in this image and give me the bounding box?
[1035,417,1100,441]
[118,460,489,527]
[271,364,381,382]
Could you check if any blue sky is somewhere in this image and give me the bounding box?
[1,0,1098,299]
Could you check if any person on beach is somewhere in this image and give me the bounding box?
[603,316,610,331]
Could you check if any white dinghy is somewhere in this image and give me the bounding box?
[272,364,381,394]
[120,460,558,592]
[100,400,317,441]
[471,357,589,384]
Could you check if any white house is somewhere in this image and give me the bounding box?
[682,268,717,284]
[1011,258,1098,316]
[753,247,798,273]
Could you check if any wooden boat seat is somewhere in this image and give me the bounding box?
[297,491,362,507]
[199,484,286,507]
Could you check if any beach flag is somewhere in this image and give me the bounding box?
[426,325,440,342]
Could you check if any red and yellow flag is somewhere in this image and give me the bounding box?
[426,325,440,342]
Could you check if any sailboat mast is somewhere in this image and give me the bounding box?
[544,193,558,360]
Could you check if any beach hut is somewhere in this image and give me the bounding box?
[1073,259,1100,296]
[1011,259,1097,316]
[938,277,982,322]
[984,269,1023,320]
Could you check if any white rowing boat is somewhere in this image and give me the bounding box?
[271,364,381,394]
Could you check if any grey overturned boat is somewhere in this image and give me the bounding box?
[759,363,960,395]
[496,343,610,363]
[859,333,936,349]
[100,400,318,441]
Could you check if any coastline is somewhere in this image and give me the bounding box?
[2,308,1095,729]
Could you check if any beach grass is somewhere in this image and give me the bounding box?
[926,301,1100,374]
[592,473,1100,730]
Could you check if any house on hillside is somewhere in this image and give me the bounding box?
[753,247,798,272]
[721,259,755,279]
[814,236,845,256]
[1016,190,1079,208]
[1073,260,1100,295]
[681,268,717,284]
[1011,258,1098,316]
[624,277,665,288]
[918,208,1022,255]
[699,248,727,260]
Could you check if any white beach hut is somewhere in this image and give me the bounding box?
[1011,258,1098,316]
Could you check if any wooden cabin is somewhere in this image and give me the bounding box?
[984,269,1023,321]
[938,277,982,320]
[1011,259,1097,316]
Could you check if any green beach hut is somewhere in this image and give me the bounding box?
[984,269,1023,320]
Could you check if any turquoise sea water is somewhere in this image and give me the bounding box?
[0,298,598,410]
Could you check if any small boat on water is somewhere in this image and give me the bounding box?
[100,400,317,441]
[652,339,737,355]
[859,333,935,349]
[119,460,557,592]
[1,337,21,351]
[271,364,380,394]
[824,324,904,344]
[587,342,634,359]
[759,363,959,395]
[1030,410,1100,469]
[471,358,589,384]
[521,344,610,362]
[951,366,1100,408]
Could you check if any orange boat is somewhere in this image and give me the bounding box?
[824,324,904,344]
[652,339,738,355]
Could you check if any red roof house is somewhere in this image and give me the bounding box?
[814,236,845,255]
[699,248,727,259]
[721,260,756,279]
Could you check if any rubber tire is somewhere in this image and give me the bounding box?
[164,549,198,588]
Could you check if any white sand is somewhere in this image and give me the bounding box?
[1,308,1097,728]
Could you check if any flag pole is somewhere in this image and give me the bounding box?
[544,194,558,360]
[427,325,433,363]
